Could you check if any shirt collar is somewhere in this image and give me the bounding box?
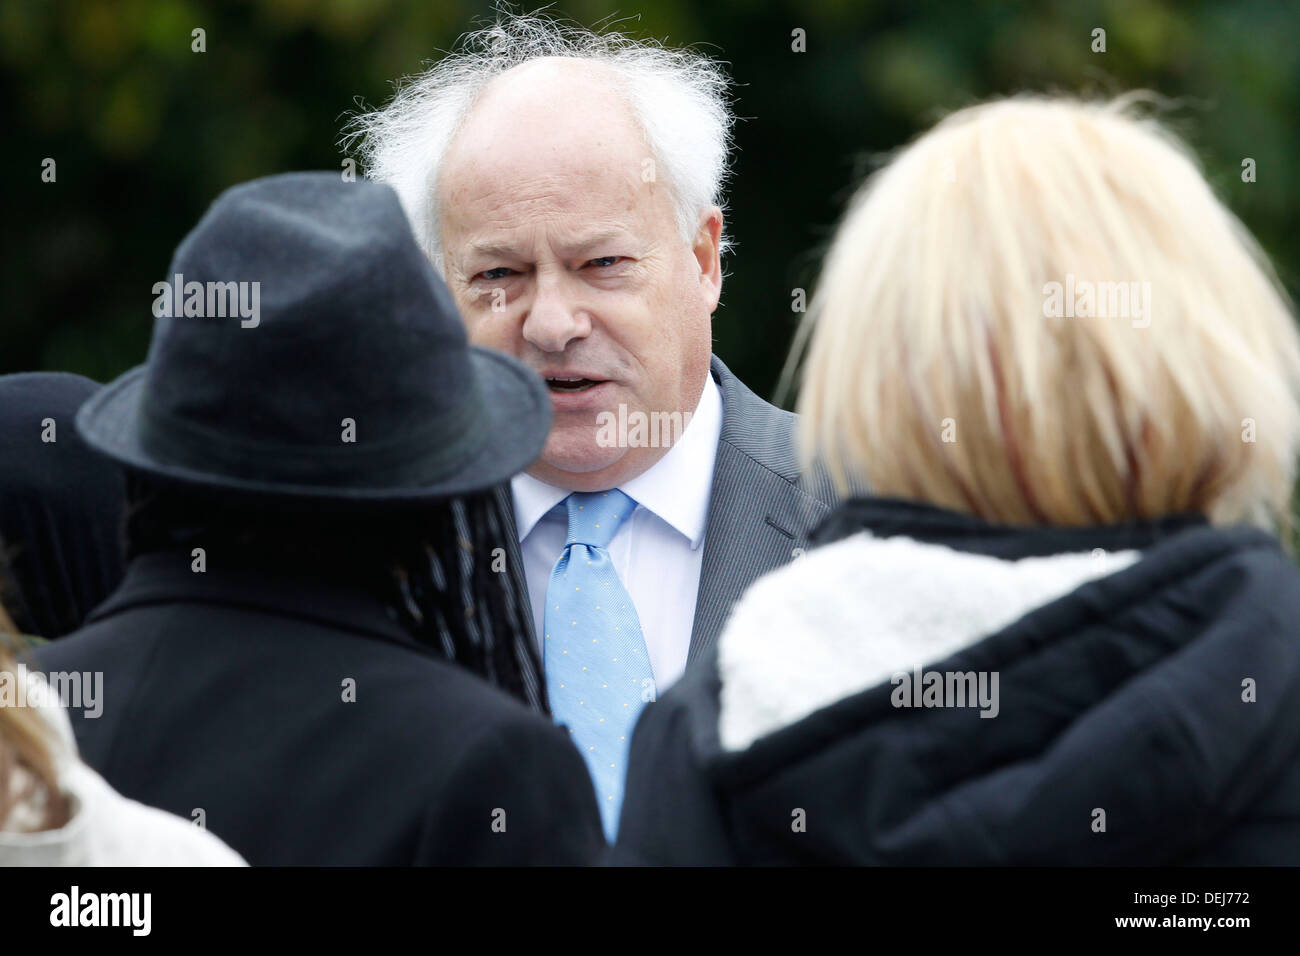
[510,472,570,542]
[511,371,724,549]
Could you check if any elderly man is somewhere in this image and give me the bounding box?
[348,14,833,834]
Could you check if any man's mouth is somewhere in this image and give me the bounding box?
[545,376,605,393]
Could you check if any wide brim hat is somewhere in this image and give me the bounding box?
[77,347,549,503]
[76,172,552,504]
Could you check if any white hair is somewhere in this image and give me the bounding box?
[341,11,735,267]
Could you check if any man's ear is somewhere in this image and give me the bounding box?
[692,206,724,313]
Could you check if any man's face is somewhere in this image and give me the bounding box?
[438,59,722,492]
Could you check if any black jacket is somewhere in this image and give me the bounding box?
[33,550,605,865]
[612,499,1300,865]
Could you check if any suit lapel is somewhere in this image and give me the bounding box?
[688,448,823,664]
[493,481,535,648]
[687,358,833,664]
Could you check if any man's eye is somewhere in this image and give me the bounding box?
[587,256,622,268]
[479,267,515,281]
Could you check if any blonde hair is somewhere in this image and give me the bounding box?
[0,641,71,832]
[789,93,1300,532]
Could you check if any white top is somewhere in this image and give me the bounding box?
[512,372,724,693]
[0,670,247,867]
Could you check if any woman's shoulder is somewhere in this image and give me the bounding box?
[713,529,1141,751]
[59,764,249,868]
[1,668,247,867]
[66,760,247,866]
[714,519,1300,754]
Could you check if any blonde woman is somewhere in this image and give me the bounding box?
[613,94,1300,865]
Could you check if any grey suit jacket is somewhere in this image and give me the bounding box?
[494,354,837,673]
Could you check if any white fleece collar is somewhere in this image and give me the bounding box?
[717,532,1138,752]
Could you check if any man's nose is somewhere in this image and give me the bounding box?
[521,274,591,353]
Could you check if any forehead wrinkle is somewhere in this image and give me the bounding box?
[447,163,651,245]
[445,159,645,236]
[463,219,639,262]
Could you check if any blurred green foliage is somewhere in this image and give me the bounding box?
[3,0,1298,404]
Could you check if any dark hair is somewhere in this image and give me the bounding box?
[123,473,545,712]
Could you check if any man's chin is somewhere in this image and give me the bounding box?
[535,424,619,468]
[526,442,659,492]
[530,447,621,478]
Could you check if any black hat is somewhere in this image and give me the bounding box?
[76,172,551,503]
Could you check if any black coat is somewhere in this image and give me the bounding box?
[612,499,1300,865]
[0,373,124,638]
[33,550,605,865]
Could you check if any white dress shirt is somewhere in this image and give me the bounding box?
[511,373,723,694]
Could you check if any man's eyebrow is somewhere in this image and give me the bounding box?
[463,228,633,261]
[465,239,520,259]
[563,228,630,251]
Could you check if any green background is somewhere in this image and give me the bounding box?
[3,0,1297,405]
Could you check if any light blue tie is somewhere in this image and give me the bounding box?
[543,489,654,839]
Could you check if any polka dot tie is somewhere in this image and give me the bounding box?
[543,489,654,840]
